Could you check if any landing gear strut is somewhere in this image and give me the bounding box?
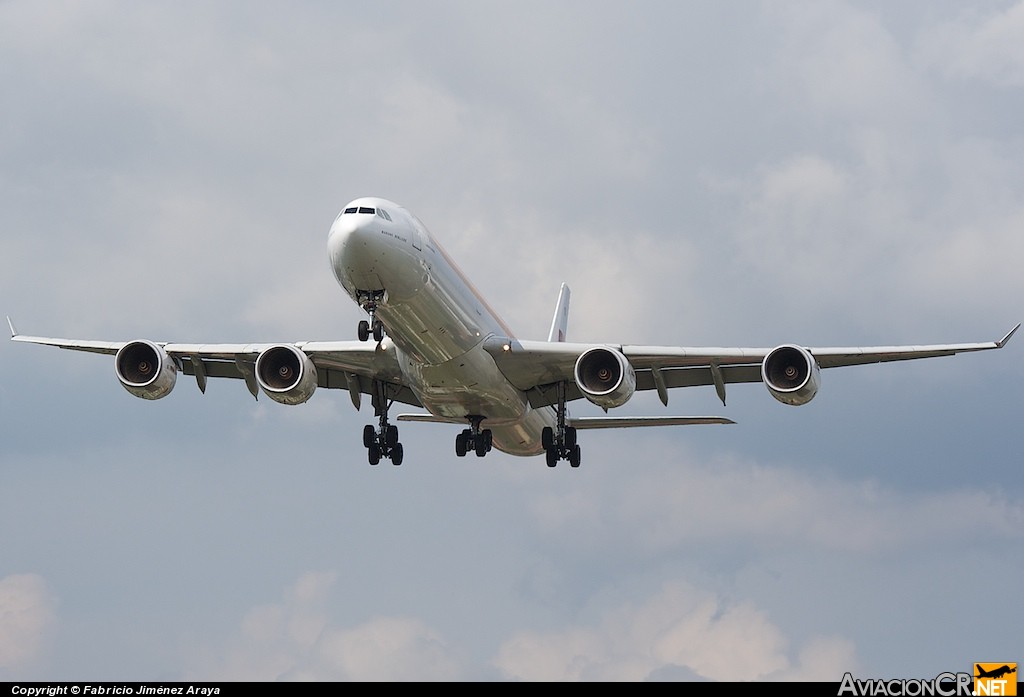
[363,381,403,465]
[455,416,493,458]
[543,382,581,467]
[356,290,386,342]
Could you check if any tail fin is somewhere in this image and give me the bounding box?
[547,283,571,342]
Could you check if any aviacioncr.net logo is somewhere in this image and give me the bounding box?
[838,672,973,696]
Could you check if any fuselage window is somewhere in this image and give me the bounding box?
[358,206,375,214]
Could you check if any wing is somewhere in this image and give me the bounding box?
[7,318,420,409]
[482,323,1020,408]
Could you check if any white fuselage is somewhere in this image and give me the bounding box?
[327,197,555,456]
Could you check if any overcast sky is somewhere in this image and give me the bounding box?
[1,0,1022,682]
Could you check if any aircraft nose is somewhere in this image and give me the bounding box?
[328,210,383,289]
[328,212,369,261]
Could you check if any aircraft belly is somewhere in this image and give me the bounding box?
[401,344,552,456]
[375,251,502,365]
[405,346,525,419]
[489,410,552,457]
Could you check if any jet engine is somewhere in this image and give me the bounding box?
[255,344,318,405]
[115,340,177,400]
[574,346,636,409]
[761,344,820,406]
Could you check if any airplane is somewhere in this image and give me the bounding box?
[975,665,1016,680]
[8,196,1020,468]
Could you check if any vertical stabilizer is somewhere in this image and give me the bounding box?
[547,283,571,342]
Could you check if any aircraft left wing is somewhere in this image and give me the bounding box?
[7,318,420,409]
[482,323,1020,408]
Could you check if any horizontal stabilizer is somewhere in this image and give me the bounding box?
[397,412,465,425]
[569,416,735,429]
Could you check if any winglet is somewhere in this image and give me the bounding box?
[547,283,571,343]
[6,316,17,339]
[996,323,1020,348]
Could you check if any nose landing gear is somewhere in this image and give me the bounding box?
[355,290,386,342]
[357,318,384,343]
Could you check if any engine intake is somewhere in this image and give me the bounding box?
[762,344,820,406]
[115,340,177,400]
[574,346,636,409]
[255,345,318,405]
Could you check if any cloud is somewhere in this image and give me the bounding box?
[312,616,461,682]
[196,570,860,681]
[0,574,57,675]
[526,444,1024,556]
[917,2,1024,87]
[735,154,856,296]
[767,1,932,126]
[187,571,461,681]
[493,580,857,681]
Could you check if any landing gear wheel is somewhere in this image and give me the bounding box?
[545,447,558,467]
[565,426,577,450]
[367,444,381,466]
[542,426,553,450]
[358,320,370,342]
[363,424,375,448]
[372,321,384,342]
[391,442,404,466]
[455,430,469,457]
[385,424,399,447]
[568,444,581,468]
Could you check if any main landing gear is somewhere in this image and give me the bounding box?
[455,416,493,458]
[363,381,403,465]
[356,290,385,342]
[543,382,581,467]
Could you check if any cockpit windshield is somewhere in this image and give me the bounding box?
[341,205,393,221]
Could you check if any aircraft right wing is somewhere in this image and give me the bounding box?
[7,317,421,410]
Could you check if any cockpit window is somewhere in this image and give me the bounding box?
[344,205,388,218]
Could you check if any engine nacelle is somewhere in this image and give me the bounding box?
[762,344,821,406]
[574,346,636,409]
[115,340,177,400]
[255,344,318,405]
